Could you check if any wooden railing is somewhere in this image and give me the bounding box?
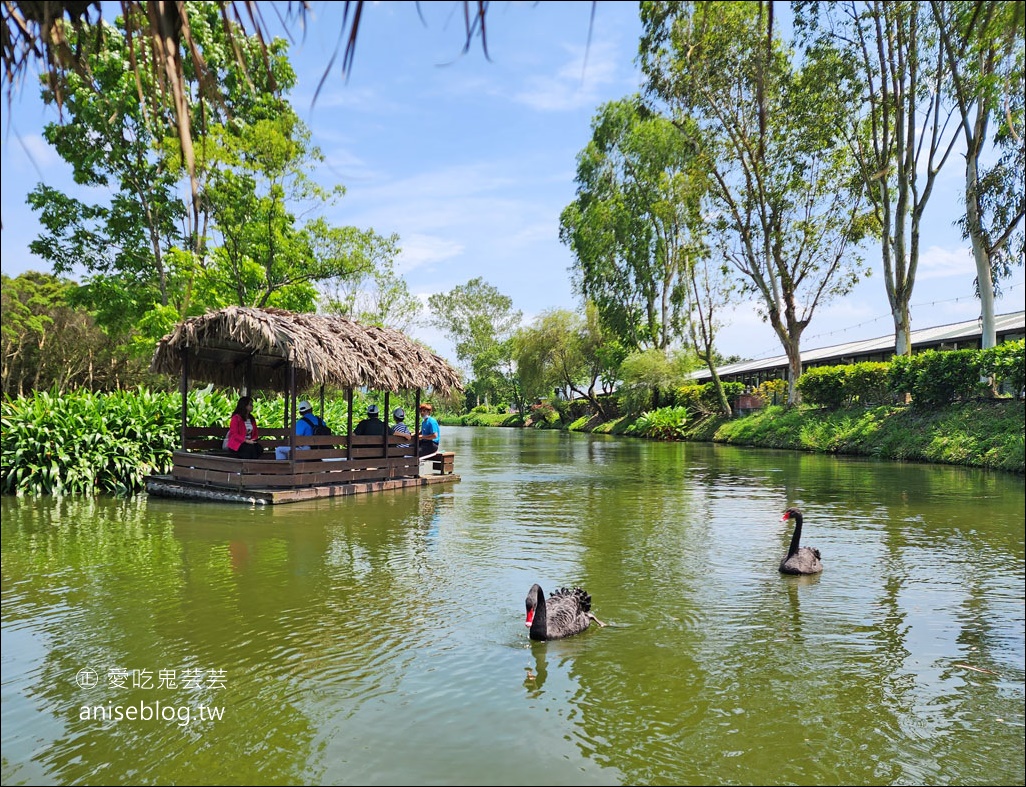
[172,426,422,489]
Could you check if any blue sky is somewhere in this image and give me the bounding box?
[1,1,1022,366]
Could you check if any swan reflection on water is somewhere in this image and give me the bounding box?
[779,572,821,643]
[524,645,549,695]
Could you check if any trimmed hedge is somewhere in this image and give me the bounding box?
[796,340,1024,409]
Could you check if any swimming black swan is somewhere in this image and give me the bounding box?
[779,507,823,575]
[524,584,606,641]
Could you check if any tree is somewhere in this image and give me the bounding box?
[640,1,870,405]
[25,6,402,345]
[513,305,621,420]
[617,347,696,415]
[796,1,962,356]
[320,253,419,332]
[0,272,143,395]
[427,278,523,410]
[683,250,738,415]
[2,2,583,232]
[560,96,709,351]
[930,0,1025,350]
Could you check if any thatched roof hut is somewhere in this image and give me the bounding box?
[151,306,463,395]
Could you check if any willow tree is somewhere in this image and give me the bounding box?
[513,305,622,420]
[640,0,870,405]
[559,95,708,352]
[796,1,962,356]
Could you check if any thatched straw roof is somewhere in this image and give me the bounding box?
[151,307,463,395]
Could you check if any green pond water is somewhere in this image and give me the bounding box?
[2,426,1023,785]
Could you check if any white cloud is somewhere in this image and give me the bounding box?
[917,245,975,280]
[396,233,464,272]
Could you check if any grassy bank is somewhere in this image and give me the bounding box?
[445,400,1025,474]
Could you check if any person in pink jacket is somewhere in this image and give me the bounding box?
[227,396,264,459]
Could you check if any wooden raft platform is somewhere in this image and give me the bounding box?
[146,471,458,505]
[146,427,459,505]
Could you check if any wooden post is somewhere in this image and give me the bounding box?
[414,389,422,466]
[179,347,189,449]
[287,359,296,464]
[346,388,354,461]
[383,391,391,455]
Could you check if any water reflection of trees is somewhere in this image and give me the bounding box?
[547,440,1025,785]
[1,490,451,785]
[3,434,1023,785]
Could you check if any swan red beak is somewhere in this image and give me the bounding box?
[525,610,534,627]
[781,511,791,521]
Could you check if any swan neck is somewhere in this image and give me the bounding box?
[530,591,547,637]
[787,513,803,557]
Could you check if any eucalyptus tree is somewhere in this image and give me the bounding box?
[427,278,523,410]
[796,1,962,356]
[683,250,738,415]
[930,0,1024,350]
[559,95,708,352]
[640,1,870,405]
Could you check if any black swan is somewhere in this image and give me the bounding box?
[779,507,823,575]
[524,584,606,641]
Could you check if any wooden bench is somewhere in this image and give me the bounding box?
[429,451,455,475]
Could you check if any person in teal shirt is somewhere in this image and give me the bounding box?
[417,402,440,457]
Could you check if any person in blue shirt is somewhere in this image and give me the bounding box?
[275,400,327,460]
[417,402,440,457]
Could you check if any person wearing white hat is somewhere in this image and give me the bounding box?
[274,400,328,459]
[390,407,411,449]
[354,402,386,436]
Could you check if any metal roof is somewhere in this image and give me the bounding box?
[691,311,1025,382]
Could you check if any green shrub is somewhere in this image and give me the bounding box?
[797,366,848,408]
[675,384,708,414]
[980,339,1025,399]
[846,362,891,405]
[527,401,559,427]
[634,406,689,440]
[907,349,985,409]
[756,379,787,405]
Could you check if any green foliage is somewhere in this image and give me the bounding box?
[618,348,694,414]
[756,379,788,404]
[559,95,709,351]
[2,388,179,496]
[844,362,891,405]
[980,339,1025,399]
[527,401,560,428]
[674,384,706,413]
[797,366,849,408]
[634,406,689,440]
[0,387,351,497]
[888,349,985,409]
[0,271,156,395]
[675,381,745,414]
[708,400,1024,473]
[428,278,524,413]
